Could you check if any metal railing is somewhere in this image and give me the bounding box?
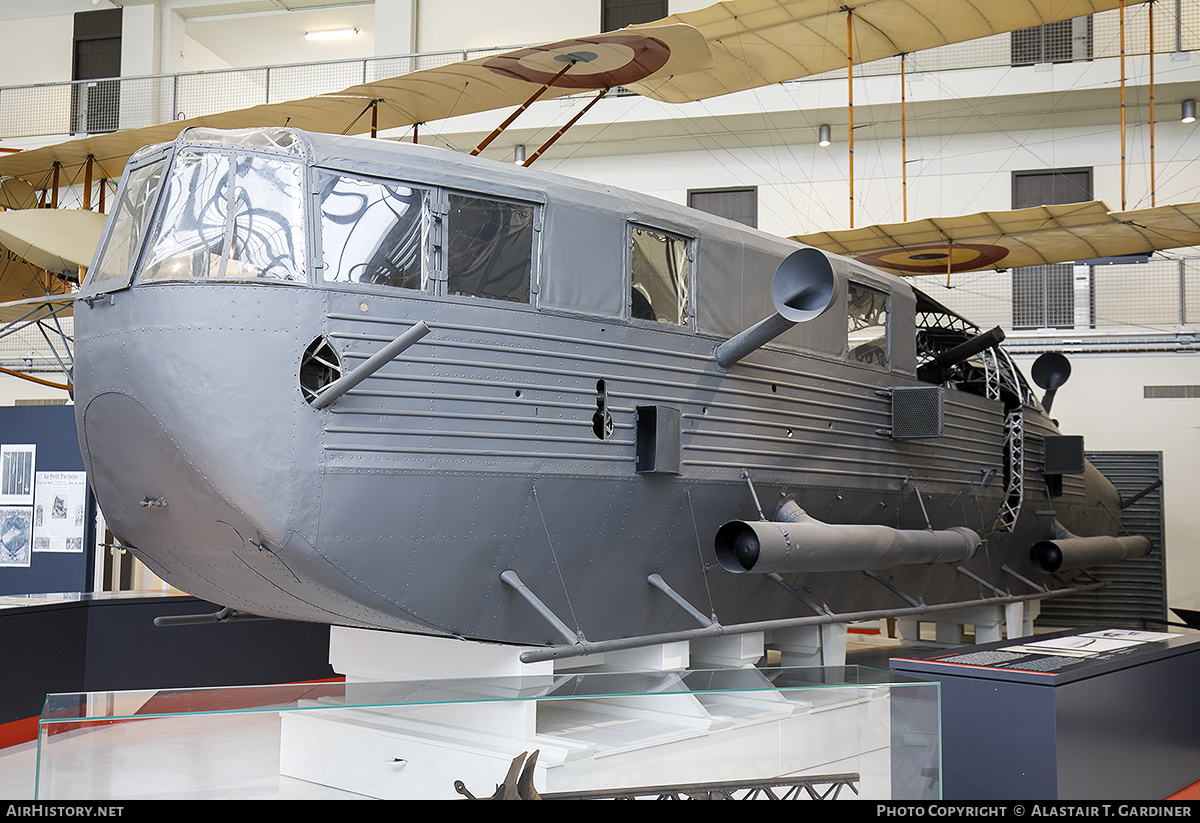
[910,256,1200,349]
[0,45,520,142]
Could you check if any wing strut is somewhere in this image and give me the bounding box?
[470,58,579,156]
[521,88,609,167]
[0,364,70,392]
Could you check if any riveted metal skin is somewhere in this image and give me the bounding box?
[73,128,1138,648]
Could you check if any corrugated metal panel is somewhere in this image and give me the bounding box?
[1038,451,1167,630]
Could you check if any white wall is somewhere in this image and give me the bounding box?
[0,375,71,406]
[0,11,75,86]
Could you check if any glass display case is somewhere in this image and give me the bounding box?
[37,666,940,800]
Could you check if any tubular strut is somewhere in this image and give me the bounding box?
[471,60,576,156]
[518,581,1107,663]
[521,88,609,167]
[500,570,580,644]
[862,569,922,607]
[648,573,713,627]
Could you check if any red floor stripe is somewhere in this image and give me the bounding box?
[0,717,38,748]
[1168,779,1200,800]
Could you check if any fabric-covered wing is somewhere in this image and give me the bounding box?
[629,0,1148,103]
[0,294,74,325]
[0,23,710,187]
[793,201,1200,273]
[0,209,107,273]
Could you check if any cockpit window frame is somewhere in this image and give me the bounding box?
[133,145,309,286]
[79,145,173,298]
[439,188,541,307]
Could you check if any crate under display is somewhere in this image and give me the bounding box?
[36,666,940,799]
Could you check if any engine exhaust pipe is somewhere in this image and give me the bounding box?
[1030,524,1150,574]
[714,498,981,575]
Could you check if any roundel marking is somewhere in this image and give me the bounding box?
[483,35,672,89]
[857,243,1011,274]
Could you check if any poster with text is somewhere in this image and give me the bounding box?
[0,506,33,567]
[33,471,87,553]
[0,444,35,506]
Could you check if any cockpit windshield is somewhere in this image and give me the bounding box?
[138,149,306,283]
[87,158,168,290]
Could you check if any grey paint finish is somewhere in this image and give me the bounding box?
[73,128,1136,648]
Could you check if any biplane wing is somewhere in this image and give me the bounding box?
[0,293,74,391]
[628,0,1144,103]
[0,209,106,275]
[793,201,1200,274]
[0,22,710,187]
[0,0,1149,187]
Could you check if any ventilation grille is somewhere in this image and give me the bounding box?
[889,386,943,440]
[1144,385,1200,398]
[1037,451,1166,631]
[1044,435,1085,475]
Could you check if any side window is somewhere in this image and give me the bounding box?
[630,226,690,326]
[847,283,889,368]
[446,193,534,303]
[319,172,428,291]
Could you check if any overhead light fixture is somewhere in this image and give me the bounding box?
[818,124,832,147]
[305,28,360,41]
[514,145,527,165]
[1183,99,1196,124]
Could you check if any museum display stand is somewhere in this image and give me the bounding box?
[892,628,1200,799]
[34,629,941,800]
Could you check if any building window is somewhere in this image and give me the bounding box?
[688,187,758,228]
[1011,168,1092,210]
[602,0,668,32]
[1011,167,1093,329]
[72,8,122,135]
[1012,17,1093,66]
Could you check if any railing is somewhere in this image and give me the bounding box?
[0,4,1195,143]
[0,45,520,142]
[910,256,1200,350]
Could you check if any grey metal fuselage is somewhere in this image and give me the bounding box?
[73,128,1122,647]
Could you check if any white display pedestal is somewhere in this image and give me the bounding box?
[277,628,899,799]
[896,600,1039,646]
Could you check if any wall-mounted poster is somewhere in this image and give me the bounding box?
[0,506,33,567]
[0,444,35,506]
[33,471,87,553]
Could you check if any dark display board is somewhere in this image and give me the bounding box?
[892,628,1200,800]
[0,405,94,596]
